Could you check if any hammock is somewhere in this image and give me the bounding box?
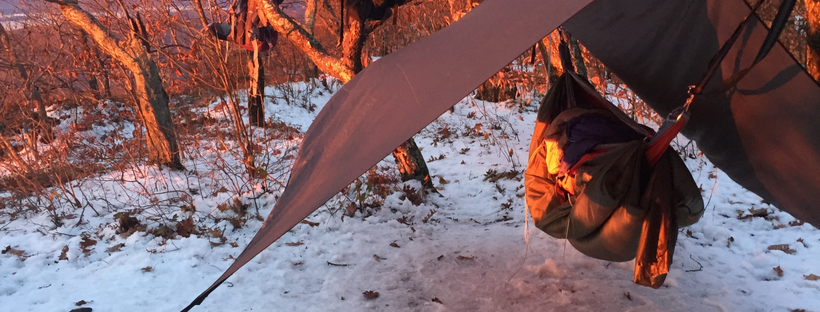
[525,0,795,286]
[525,41,704,289]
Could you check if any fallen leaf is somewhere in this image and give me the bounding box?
[422,210,437,224]
[2,246,25,260]
[346,203,358,217]
[748,208,768,217]
[59,246,69,261]
[214,186,229,195]
[768,244,797,254]
[363,290,380,300]
[789,220,805,227]
[438,176,449,185]
[373,254,386,262]
[300,220,320,227]
[229,242,239,248]
[285,241,304,247]
[805,274,820,281]
[75,299,92,306]
[80,237,97,256]
[106,243,125,253]
[773,266,784,277]
[176,216,196,238]
[432,297,443,304]
[727,236,734,247]
[457,255,475,261]
[437,255,444,261]
[390,241,400,248]
[624,292,632,301]
[141,266,153,273]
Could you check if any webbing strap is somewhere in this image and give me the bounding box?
[719,0,797,91]
[648,0,794,161]
[686,0,767,104]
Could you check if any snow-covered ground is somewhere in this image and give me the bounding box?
[1,81,819,312]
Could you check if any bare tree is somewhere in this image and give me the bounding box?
[0,23,50,134]
[43,0,184,169]
[808,0,820,80]
[256,0,434,187]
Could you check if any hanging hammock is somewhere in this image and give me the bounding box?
[525,41,704,289]
[525,0,795,287]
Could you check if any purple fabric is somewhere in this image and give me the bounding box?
[560,114,644,174]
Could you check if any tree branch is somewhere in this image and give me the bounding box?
[45,1,140,74]
[256,0,354,82]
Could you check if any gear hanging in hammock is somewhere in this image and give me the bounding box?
[525,0,795,288]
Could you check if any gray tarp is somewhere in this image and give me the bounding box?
[184,0,820,309]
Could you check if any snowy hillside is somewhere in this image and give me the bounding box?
[1,81,819,312]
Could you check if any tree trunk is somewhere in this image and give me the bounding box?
[569,34,588,80]
[304,0,318,35]
[392,138,433,188]
[257,0,432,188]
[48,0,183,169]
[248,48,266,127]
[342,17,367,74]
[0,22,52,142]
[808,0,820,81]
[544,30,563,86]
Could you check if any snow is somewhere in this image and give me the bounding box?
[1,80,819,312]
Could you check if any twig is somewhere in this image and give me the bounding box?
[327,261,350,267]
[685,255,703,272]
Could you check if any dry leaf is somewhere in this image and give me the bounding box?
[805,274,820,281]
[209,228,224,239]
[346,203,358,217]
[106,243,125,253]
[176,216,196,238]
[457,255,476,261]
[2,246,25,260]
[59,246,69,261]
[373,254,387,262]
[229,242,239,248]
[422,210,437,224]
[773,266,784,277]
[363,290,380,300]
[789,220,805,227]
[75,300,92,306]
[300,220,320,227]
[768,244,797,254]
[286,241,304,247]
[432,297,443,304]
[437,255,444,261]
[748,208,768,217]
[390,241,400,248]
[727,236,734,247]
[438,176,449,185]
[141,266,153,273]
[80,237,97,256]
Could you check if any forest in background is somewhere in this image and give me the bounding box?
[0,0,817,235]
